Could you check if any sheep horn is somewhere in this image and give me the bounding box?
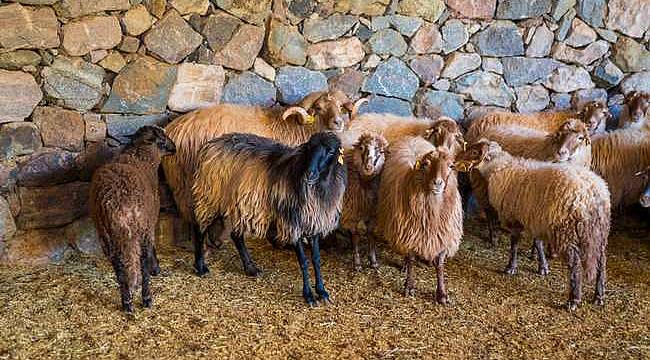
[350,98,369,121]
[282,106,310,124]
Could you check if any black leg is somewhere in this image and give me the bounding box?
[368,234,379,269]
[294,240,315,306]
[434,250,448,304]
[141,250,152,308]
[310,236,331,304]
[404,254,415,296]
[193,224,209,276]
[351,233,362,271]
[111,256,133,313]
[504,230,520,275]
[147,241,161,276]
[567,245,583,311]
[594,249,606,306]
[230,231,262,276]
[534,239,549,276]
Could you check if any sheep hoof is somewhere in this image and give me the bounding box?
[304,294,317,307]
[354,264,363,272]
[436,292,448,305]
[194,264,210,277]
[566,300,580,312]
[370,261,380,270]
[537,266,550,276]
[122,303,135,314]
[244,265,263,277]
[593,297,604,307]
[404,287,416,297]
[504,266,518,275]
[320,295,333,306]
[150,265,161,277]
[143,297,153,308]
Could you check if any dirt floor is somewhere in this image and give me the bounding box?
[0,217,649,360]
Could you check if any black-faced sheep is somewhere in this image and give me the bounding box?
[340,133,388,271]
[618,91,650,130]
[377,136,463,304]
[89,126,177,313]
[456,139,610,310]
[192,132,346,305]
[163,90,365,252]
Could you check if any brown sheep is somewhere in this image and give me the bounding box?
[89,126,177,313]
[618,91,650,130]
[466,101,611,143]
[377,136,463,304]
[422,117,466,156]
[340,113,436,148]
[456,139,610,311]
[192,132,346,306]
[340,133,388,271]
[162,90,365,251]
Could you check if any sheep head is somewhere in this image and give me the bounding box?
[126,125,176,156]
[424,117,466,155]
[304,132,345,185]
[621,91,650,129]
[454,139,501,172]
[549,119,591,163]
[414,148,454,195]
[352,133,388,179]
[281,91,368,132]
[578,101,610,135]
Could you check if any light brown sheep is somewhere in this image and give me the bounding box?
[377,136,463,304]
[618,91,650,130]
[456,139,610,311]
[340,113,436,148]
[340,133,388,271]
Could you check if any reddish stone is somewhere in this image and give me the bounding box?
[16,181,90,229]
[32,107,85,152]
[447,0,496,19]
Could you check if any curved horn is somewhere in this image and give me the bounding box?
[282,106,310,124]
[350,98,369,121]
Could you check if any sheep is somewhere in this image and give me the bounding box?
[377,136,463,304]
[466,101,611,142]
[618,91,650,130]
[456,139,610,310]
[191,132,346,305]
[422,117,466,155]
[340,132,388,271]
[89,126,177,313]
[340,113,436,148]
[162,90,366,256]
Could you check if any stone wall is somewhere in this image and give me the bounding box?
[0,0,649,264]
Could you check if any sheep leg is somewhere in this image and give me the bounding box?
[141,250,152,309]
[486,207,500,247]
[147,241,160,276]
[593,250,606,306]
[434,250,448,304]
[368,234,379,269]
[404,254,416,296]
[294,240,316,306]
[310,236,331,304]
[111,256,134,313]
[230,231,262,277]
[504,231,520,275]
[567,245,583,311]
[534,239,549,276]
[351,233,362,271]
[193,225,209,276]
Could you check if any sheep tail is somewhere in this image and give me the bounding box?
[579,205,610,282]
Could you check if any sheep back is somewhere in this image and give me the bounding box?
[341,114,435,148]
[467,111,575,143]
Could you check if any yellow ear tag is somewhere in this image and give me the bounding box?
[414,160,421,170]
[305,114,317,125]
[462,140,468,152]
[337,147,345,164]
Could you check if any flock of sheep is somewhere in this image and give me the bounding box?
[88,89,650,314]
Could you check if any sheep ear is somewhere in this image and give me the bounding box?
[414,159,421,170]
[349,98,368,121]
[299,91,325,110]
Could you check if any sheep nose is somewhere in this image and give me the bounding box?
[641,195,650,208]
[434,179,444,187]
[558,148,569,158]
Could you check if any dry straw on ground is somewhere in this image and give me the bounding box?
[0,217,648,359]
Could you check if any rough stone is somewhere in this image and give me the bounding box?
[76,141,120,180]
[89,50,109,64]
[170,0,209,15]
[16,149,79,187]
[0,51,41,71]
[446,0,496,19]
[213,24,265,71]
[328,68,365,100]
[515,85,550,113]
[607,0,650,39]
[526,25,553,57]
[105,114,169,142]
[84,114,106,142]
[144,10,203,64]
[0,4,60,50]
[222,71,277,107]
[414,89,464,120]
[266,20,308,65]
[576,0,606,27]
[200,12,241,52]
[501,57,561,87]
[0,122,42,160]
[363,54,382,69]
[471,21,524,57]
[441,52,481,79]
[556,8,576,41]
[62,16,122,57]
[595,28,618,43]
[362,57,419,101]
[552,40,609,66]
[564,18,597,47]
[334,0,390,16]
[303,14,358,43]
[496,0,552,20]
[122,4,154,36]
[387,15,424,37]
[409,23,443,54]
[551,0,576,20]
[0,163,17,193]
[0,196,16,250]
[64,217,101,255]
[357,95,413,117]
[620,71,650,94]
[368,29,408,57]
[1,228,68,265]
[168,63,225,112]
[16,182,90,229]
[571,88,608,109]
[455,71,515,107]
[0,70,42,123]
[275,66,328,105]
[552,92,572,110]
[482,57,503,74]
[544,65,594,93]
[398,0,445,22]
[356,23,373,42]
[441,19,469,54]
[99,51,127,73]
[593,60,624,88]
[253,58,276,81]
[214,0,271,26]
[54,0,130,18]
[145,0,167,19]
[120,36,141,54]
[612,36,650,72]
[102,58,177,115]
[32,107,84,152]
[409,55,444,85]
[41,56,105,111]
[306,37,365,70]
